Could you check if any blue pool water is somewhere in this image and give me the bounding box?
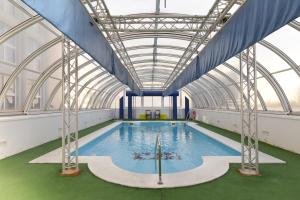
[78,122,240,174]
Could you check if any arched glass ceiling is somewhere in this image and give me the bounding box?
[0,0,300,116]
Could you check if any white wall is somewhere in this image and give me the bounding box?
[0,109,114,159]
[194,109,300,154]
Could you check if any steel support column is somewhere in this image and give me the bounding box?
[172,94,177,120]
[238,45,259,176]
[128,94,133,120]
[61,37,80,176]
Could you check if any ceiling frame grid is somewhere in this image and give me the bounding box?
[1,0,300,115]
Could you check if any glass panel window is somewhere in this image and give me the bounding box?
[163,96,171,107]
[152,96,161,107]
[134,96,141,107]
[1,74,16,111]
[0,45,4,61]
[273,70,300,112]
[257,77,283,111]
[4,44,16,64]
[31,94,41,109]
[265,25,300,64]
[5,96,15,110]
[0,75,3,110]
[144,96,152,107]
[26,79,41,110]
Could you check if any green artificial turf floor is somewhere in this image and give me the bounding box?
[0,120,300,200]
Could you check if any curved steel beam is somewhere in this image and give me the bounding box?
[69,70,108,109]
[97,83,125,109]
[259,40,300,77]
[192,79,220,109]
[222,62,267,111]
[181,87,204,108]
[8,0,59,36]
[188,81,217,109]
[184,52,290,112]
[205,73,239,111]
[130,39,300,85]
[44,50,88,110]
[134,64,175,70]
[236,54,292,112]
[93,82,123,109]
[140,78,166,83]
[138,73,170,78]
[188,84,211,108]
[197,77,229,109]
[184,85,207,108]
[119,32,194,41]
[136,68,173,74]
[24,59,61,112]
[87,79,120,109]
[127,45,186,52]
[79,76,113,109]
[188,89,206,108]
[45,80,62,110]
[95,82,124,109]
[5,0,299,114]
[25,58,95,112]
[136,68,173,72]
[0,37,62,105]
[132,59,177,65]
[289,20,300,31]
[101,85,127,109]
[128,40,300,79]
[137,73,171,79]
[214,68,245,102]
[0,15,42,44]
[101,85,127,108]
[131,52,181,59]
[105,87,127,109]
[191,81,218,109]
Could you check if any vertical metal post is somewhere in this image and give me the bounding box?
[157,143,163,184]
[61,36,80,176]
[155,134,163,185]
[238,45,259,176]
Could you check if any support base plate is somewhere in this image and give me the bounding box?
[237,168,261,176]
[60,168,80,176]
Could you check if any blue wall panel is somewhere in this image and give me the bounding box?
[185,97,189,119]
[119,97,124,120]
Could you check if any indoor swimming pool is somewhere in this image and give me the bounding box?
[77,121,240,174]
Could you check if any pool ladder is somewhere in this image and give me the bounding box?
[155,134,163,185]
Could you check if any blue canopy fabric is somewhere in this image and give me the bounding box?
[21,0,141,94]
[164,0,300,95]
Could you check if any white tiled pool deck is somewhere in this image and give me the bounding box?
[30,121,284,188]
